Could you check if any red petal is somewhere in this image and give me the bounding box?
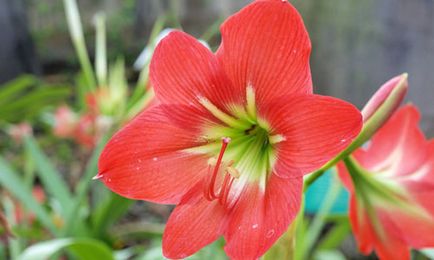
[349,196,411,260]
[217,0,312,105]
[359,105,427,176]
[260,95,362,176]
[402,140,434,185]
[223,175,302,259]
[389,141,434,248]
[150,30,241,110]
[374,211,411,260]
[387,204,434,248]
[97,105,209,204]
[348,196,375,254]
[162,181,226,259]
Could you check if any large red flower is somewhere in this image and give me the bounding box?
[338,105,434,260]
[96,1,362,258]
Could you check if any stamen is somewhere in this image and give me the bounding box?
[198,96,249,129]
[206,137,231,200]
[219,172,235,207]
[203,164,214,201]
[269,134,286,144]
[246,85,257,119]
[227,166,240,178]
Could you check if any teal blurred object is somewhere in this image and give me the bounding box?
[305,169,349,214]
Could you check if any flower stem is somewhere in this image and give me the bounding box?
[303,168,326,191]
[63,0,97,90]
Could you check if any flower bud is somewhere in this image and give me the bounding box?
[351,73,408,149]
[362,73,408,123]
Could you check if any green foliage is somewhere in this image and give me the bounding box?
[18,238,114,260]
[24,136,73,213]
[0,158,58,234]
[0,75,70,124]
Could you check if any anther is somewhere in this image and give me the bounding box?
[227,167,240,178]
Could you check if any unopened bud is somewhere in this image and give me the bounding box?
[358,73,408,144]
[362,73,408,123]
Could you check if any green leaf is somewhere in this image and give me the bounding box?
[135,239,227,260]
[18,238,114,260]
[94,12,107,87]
[0,75,38,104]
[91,193,133,238]
[131,15,166,102]
[0,76,70,123]
[0,87,70,122]
[63,0,97,90]
[24,136,73,214]
[2,196,21,259]
[62,135,108,236]
[0,157,57,234]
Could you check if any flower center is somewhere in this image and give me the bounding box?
[187,87,285,207]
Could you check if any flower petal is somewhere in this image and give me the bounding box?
[223,175,302,259]
[162,181,226,259]
[348,196,375,254]
[217,0,312,104]
[349,196,410,260]
[386,204,434,248]
[97,105,209,204]
[150,30,241,110]
[358,105,428,177]
[260,95,362,176]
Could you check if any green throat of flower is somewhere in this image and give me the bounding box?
[185,87,285,207]
[344,157,433,242]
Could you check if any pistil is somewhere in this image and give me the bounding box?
[205,137,231,200]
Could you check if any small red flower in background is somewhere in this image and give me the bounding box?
[53,96,111,148]
[96,0,362,259]
[53,105,97,148]
[7,122,32,144]
[53,105,78,138]
[338,105,434,260]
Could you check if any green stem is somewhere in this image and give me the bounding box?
[304,168,326,191]
[63,0,97,90]
[303,175,342,257]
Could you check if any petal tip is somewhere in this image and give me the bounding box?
[92,174,103,180]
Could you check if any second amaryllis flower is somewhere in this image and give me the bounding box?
[338,105,434,260]
[96,0,362,259]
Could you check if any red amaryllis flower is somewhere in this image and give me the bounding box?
[338,105,434,260]
[96,0,362,258]
[53,105,78,138]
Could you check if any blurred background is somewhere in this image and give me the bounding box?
[0,0,433,259]
[2,0,433,134]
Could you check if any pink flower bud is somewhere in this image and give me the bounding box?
[362,73,408,123]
